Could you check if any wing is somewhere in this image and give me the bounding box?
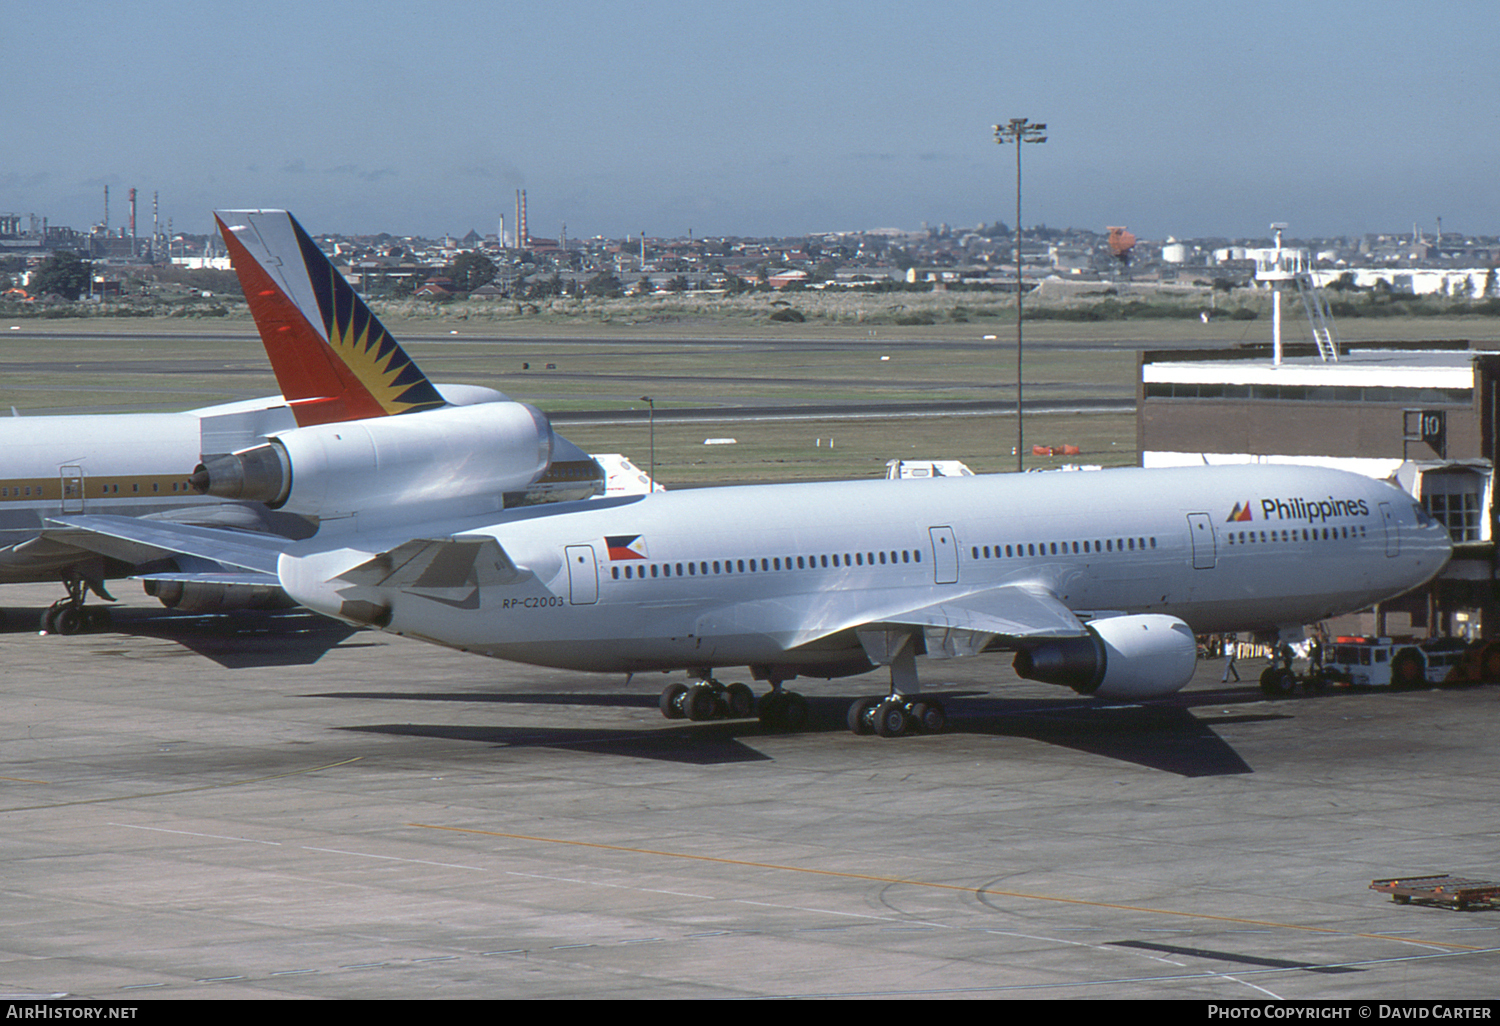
[846,583,1090,661]
[44,514,291,575]
[694,581,1090,662]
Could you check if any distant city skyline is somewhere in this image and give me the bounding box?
[6,1,1497,243]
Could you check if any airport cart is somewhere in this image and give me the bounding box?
[1370,875,1500,911]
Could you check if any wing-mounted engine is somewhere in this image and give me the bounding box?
[143,578,293,613]
[190,401,582,520]
[1012,613,1198,700]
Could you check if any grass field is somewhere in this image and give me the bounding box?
[3,307,1495,483]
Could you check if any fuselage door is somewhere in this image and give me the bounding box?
[1187,512,1216,569]
[1379,501,1400,557]
[565,545,599,605]
[60,466,84,513]
[929,526,959,584]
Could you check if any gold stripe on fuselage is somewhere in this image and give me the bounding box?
[0,476,197,502]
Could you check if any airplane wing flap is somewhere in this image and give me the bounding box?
[768,582,1089,659]
[866,585,1087,639]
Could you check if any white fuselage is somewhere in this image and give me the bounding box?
[279,464,1452,678]
[0,384,509,584]
[0,400,297,581]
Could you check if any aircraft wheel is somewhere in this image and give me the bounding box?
[759,691,808,732]
[1390,650,1425,691]
[779,692,809,731]
[684,683,718,721]
[874,699,909,737]
[1259,667,1295,699]
[725,682,755,719]
[847,696,878,735]
[910,699,947,734]
[40,606,59,633]
[52,606,83,636]
[659,683,688,720]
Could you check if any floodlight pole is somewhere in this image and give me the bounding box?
[640,395,656,486]
[994,118,1046,473]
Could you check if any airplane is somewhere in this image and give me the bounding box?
[43,209,1454,737]
[0,393,308,632]
[0,383,550,633]
[0,322,600,636]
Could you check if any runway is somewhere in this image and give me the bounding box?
[2,582,1497,999]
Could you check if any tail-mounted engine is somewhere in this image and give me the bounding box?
[190,402,566,519]
[1013,613,1198,700]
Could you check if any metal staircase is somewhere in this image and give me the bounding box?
[1294,273,1340,362]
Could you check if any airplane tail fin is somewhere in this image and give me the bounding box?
[215,209,445,427]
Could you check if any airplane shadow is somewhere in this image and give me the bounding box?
[9,605,370,669]
[344,720,775,765]
[316,685,1283,776]
[953,695,1268,777]
[119,610,368,668]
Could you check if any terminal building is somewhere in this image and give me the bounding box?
[1137,339,1499,639]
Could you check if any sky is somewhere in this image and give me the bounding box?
[5,0,1497,243]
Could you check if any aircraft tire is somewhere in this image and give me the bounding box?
[659,683,688,719]
[684,683,717,721]
[758,692,786,728]
[726,682,755,719]
[1390,650,1425,691]
[779,692,809,731]
[910,699,947,734]
[874,699,909,737]
[847,696,878,735]
[1259,667,1295,699]
[52,606,83,636]
[759,691,808,732]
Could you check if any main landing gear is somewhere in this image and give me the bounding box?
[40,573,114,636]
[659,678,757,722]
[844,629,947,737]
[655,641,951,739]
[657,675,810,731]
[846,694,947,737]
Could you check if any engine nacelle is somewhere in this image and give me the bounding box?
[191,402,554,518]
[1013,614,1198,700]
[143,579,294,613]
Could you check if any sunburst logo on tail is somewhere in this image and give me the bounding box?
[293,221,446,417]
[1227,501,1254,522]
